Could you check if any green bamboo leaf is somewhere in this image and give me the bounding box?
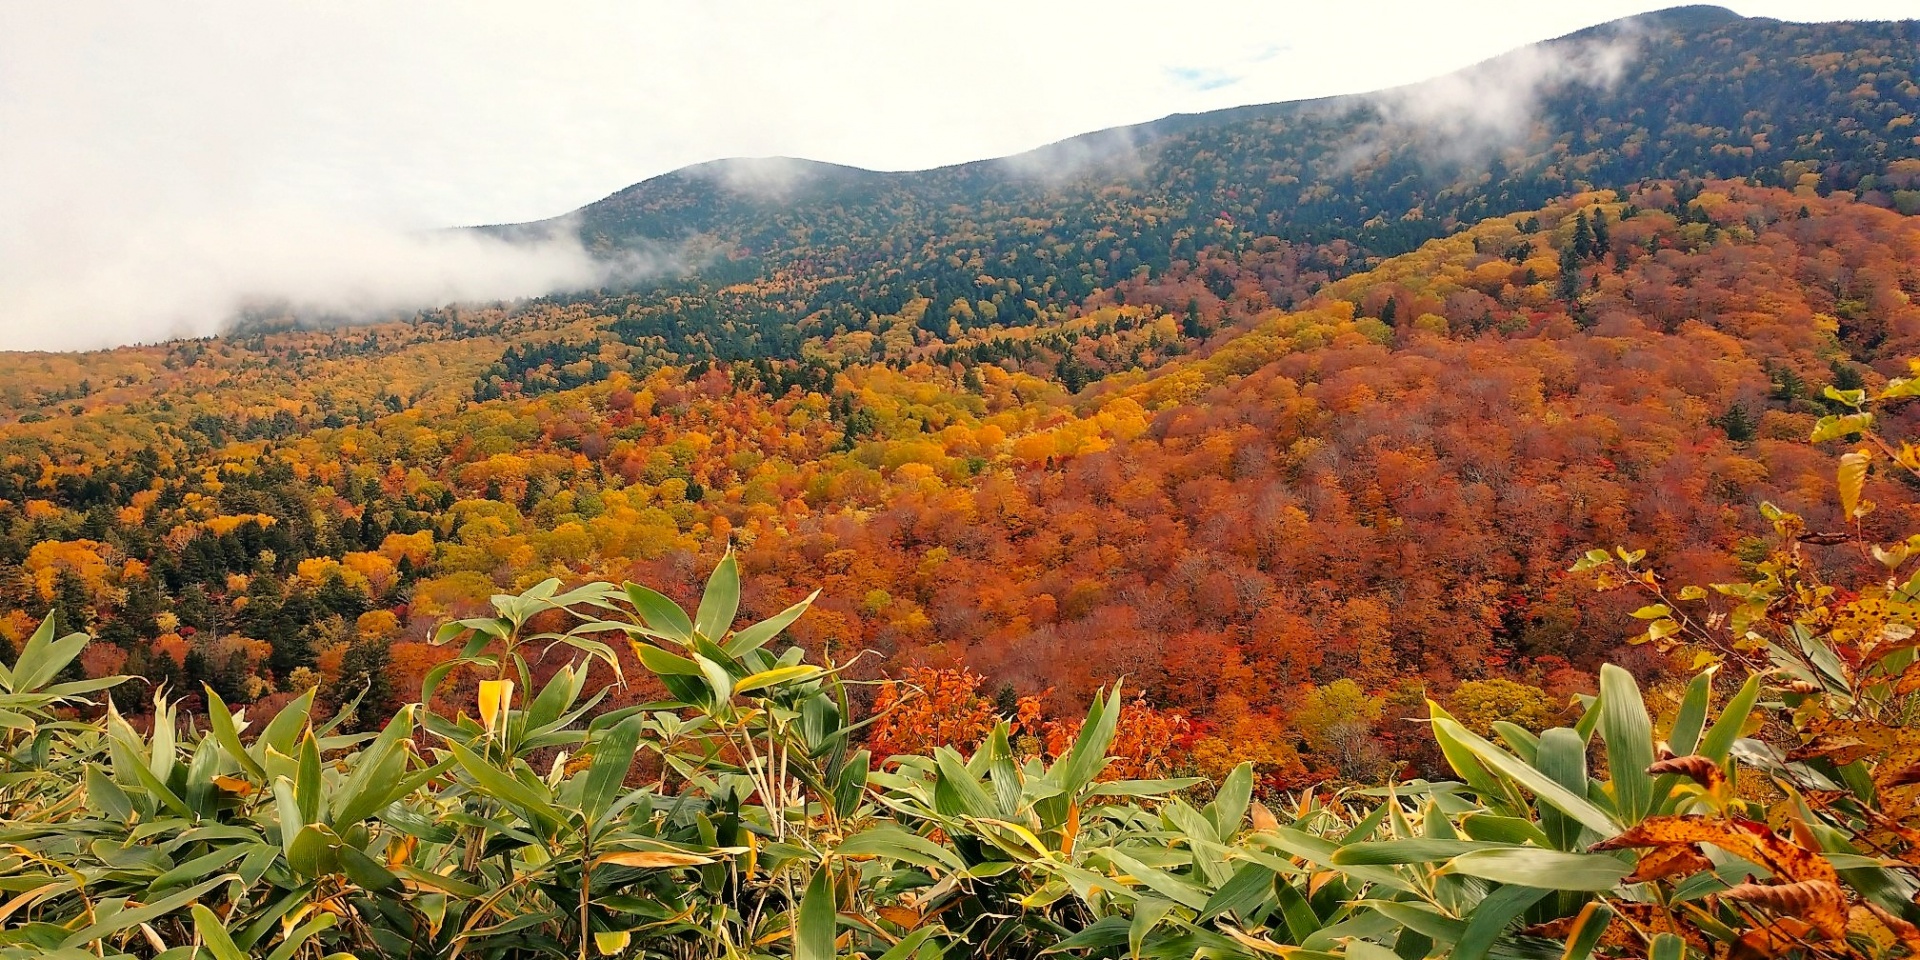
[9,617,87,693]
[582,715,644,824]
[1455,885,1551,960]
[1209,762,1254,841]
[1273,878,1323,944]
[264,914,340,960]
[331,706,419,827]
[632,641,703,677]
[837,824,964,872]
[338,843,400,892]
[1699,673,1761,763]
[796,864,837,960]
[833,749,870,819]
[1559,903,1615,960]
[1199,861,1279,923]
[117,740,192,819]
[274,778,305,857]
[1535,727,1590,850]
[59,875,229,948]
[38,675,126,698]
[296,731,323,825]
[733,665,822,696]
[84,765,132,822]
[190,904,247,960]
[1431,716,1620,838]
[623,583,694,642]
[1129,896,1177,958]
[1344,939,1405,960]
[932,748,997,819]
[150,844,254,892]
[1333,839,1507,865]
[1599,665,1655,824]
[288,823,343,877]
[1427,702,1511,803]
[1362,901,1468,944]
[1085,777,1206,797]
[444,739,564,830]
[875,927,941,960]
[1057,685,1120,795]
[723,590,818,657]
[258,688,314,756]
[694,653,733,704]
[1459,813,1552,848]
[1668,670,1713,757]
[1101,848,1211,910]
[1439,848,1630,891]
[1649,932,1687,960]
[204,687,267,781]
[1039,915,1130,955]
[693,549,740,641]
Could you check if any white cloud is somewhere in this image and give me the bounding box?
[1359,27,1639,166]
[0,1,1910,350]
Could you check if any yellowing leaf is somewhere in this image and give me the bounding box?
[1723,879,1847,940]
[211,774,255,795]
[1839,451,1872,519]
[876,906,922,930]
[1811,413,1873,444]
[478,679,513,734]
[591,850,715,869]
[1592,814,1836,886]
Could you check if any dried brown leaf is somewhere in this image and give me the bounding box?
[1592,815,1837,885]
[1730,917,1817,960]
[1722,879,1848,940]
[1647,754,1724,790]
[876,906,922,931]
[1624,843,1715,884]
[1249,801,1280,833]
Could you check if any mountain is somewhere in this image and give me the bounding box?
[474,6,1918,358]
[2,8,1920,771]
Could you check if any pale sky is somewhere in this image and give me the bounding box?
[0,2,1911,351]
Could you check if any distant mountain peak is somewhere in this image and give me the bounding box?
[1566,4,1747,40]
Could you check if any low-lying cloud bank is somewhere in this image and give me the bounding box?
[1371,30,1637,158]
[0,208,648,352]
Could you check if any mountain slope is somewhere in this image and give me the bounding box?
[479,6,1918,358]
[4,9,1920,769]
[6,178,1919,761]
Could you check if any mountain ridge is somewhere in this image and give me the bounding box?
[4,6,1920,754]
[489,4,1762,234]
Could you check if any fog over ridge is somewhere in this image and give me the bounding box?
[0,2,1906,352]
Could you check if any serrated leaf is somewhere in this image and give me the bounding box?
[1811,412,1873,443]
[1839,451,1871,519]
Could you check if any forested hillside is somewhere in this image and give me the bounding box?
[486,6,1920,358]
[3,8,1920,784]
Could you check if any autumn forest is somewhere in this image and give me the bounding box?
[5,8,1920,957]
[3,8,1919,781]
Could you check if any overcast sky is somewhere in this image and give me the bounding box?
[0,2,1912,352]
